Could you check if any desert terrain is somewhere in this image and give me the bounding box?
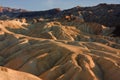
[0,4,120,80]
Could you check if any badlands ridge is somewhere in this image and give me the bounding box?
[0,3,120,80]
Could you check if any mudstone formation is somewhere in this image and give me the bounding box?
[0,3,120,80]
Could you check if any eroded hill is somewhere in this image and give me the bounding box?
[0,19,120,80]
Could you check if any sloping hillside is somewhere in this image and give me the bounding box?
[0,19,120,80]
[0,66,42,80]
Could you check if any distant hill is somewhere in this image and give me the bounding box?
[0,6,27,13]
[0,3,120,36]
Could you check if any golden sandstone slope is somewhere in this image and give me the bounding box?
[0,66,42,80]
[0,19,120,80]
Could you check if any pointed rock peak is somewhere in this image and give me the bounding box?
[54,8,61,12]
